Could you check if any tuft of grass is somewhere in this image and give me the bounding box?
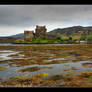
[0,67,6,72]
[0,57,4,60]
[10,74,28,81]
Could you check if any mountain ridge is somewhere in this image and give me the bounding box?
[48,26,92,36]
[1,26,92,39]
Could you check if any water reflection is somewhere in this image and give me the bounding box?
[0,45,92,87]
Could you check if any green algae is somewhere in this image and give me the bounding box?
[18,66,54,72]
[0,67,6,72]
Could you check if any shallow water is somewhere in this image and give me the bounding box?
[0,45,92,83]
[0,50,20,60]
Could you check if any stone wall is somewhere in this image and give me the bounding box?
[35,25,47,38]
[24,31,34,41]
[46,34,57,40]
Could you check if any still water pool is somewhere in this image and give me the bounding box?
[0,45,92,82]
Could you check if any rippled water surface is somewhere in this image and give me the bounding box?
[0,44,92,87]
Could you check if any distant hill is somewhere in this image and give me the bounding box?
[0,37,17,43]
[0,33,24,43]
[1,26,92,43]
[9,26,92,38]
[48,26,92,36]
[10,33,24,38]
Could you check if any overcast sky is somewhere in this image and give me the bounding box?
[0,5,92,36]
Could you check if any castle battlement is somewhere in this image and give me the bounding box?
[36,25,46,29]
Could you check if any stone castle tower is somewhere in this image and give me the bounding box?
[24,30,34,41]
[35,25,47,38]
[24,25,47,41]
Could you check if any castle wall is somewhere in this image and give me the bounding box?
[24,26,47,41]
[35,25,47,38]
[24,31,34,41]
[46,34,57,40]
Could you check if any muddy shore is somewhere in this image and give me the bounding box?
[0,44,91,87]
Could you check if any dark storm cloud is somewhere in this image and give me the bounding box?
[0,5,92,36]
[0,5,91,26]
[0,5,89,26]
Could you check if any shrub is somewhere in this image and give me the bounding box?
[81,34,92,40]
[81,35,87,40]
[14,39,25,43]
[69,37,72,40]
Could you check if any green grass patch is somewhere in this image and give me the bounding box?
[0,67,6,72]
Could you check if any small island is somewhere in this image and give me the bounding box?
[13,25,92,44]
[14,25,70,44]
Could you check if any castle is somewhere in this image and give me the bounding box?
[24,25,57,41]
[24,25,47,41]
[24,30,35,41]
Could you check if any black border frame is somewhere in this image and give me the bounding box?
[0,0,92,89]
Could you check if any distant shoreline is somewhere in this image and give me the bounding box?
[0,43,87,46]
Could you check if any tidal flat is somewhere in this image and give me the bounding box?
[0,44,92,87]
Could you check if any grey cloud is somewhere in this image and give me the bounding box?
[0,5,92,36]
